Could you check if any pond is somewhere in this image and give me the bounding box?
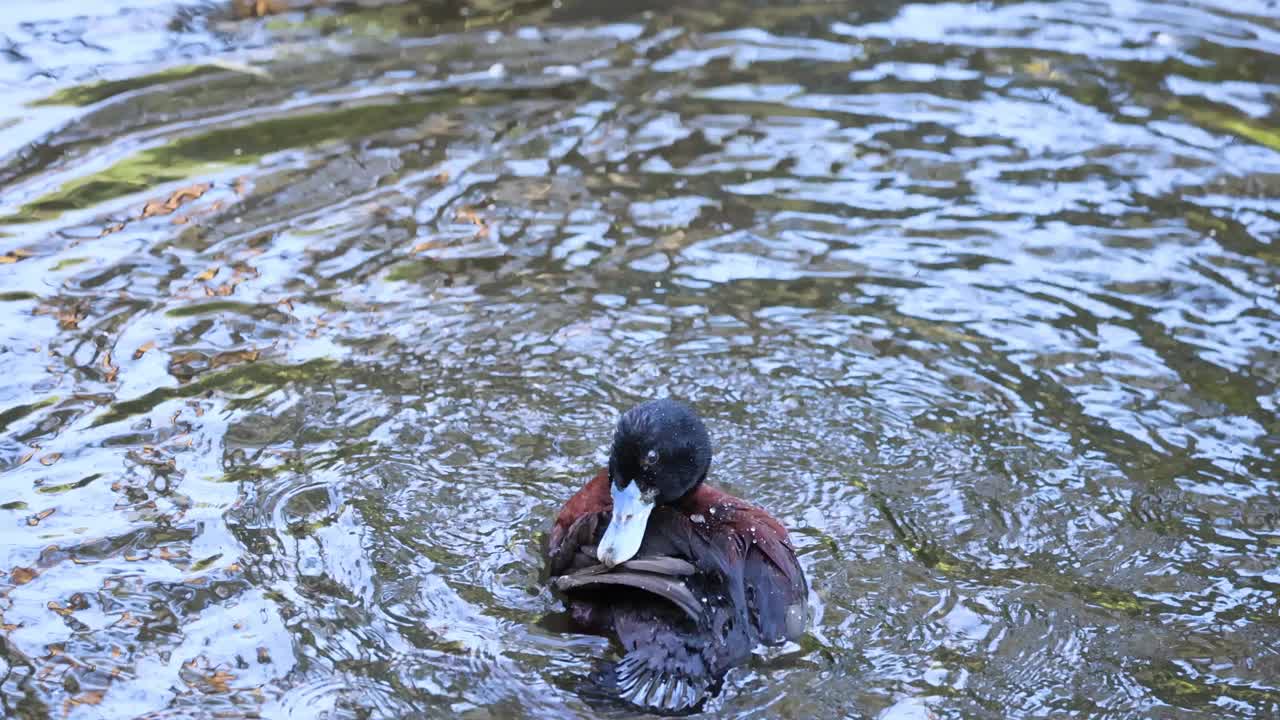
[1,0,1278,717]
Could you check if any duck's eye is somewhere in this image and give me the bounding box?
[643,449,659,467]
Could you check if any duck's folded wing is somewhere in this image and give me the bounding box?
[740,518,809,644]
[547,511,605,576]
[614,556,695,576]
[547,470,612,576]
[551,556,702,622]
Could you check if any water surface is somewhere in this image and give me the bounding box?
[1,1,1278,718]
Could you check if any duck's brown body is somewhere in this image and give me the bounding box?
[547,469,807,712]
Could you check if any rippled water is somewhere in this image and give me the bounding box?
[1,0,1278,717]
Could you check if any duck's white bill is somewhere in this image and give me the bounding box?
[597,481,655,568]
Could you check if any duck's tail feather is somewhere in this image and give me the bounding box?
[587,652,710,715]
[616,650,710,713]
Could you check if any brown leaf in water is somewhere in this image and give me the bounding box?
[231,0,290,18]
[141,183,210,219]
[194,266,220,282]
[0,249,32,264]
[27,508,55,526]
[141,201,168,218]
[102,351,118,382]
[412,240,442,253]
[9,567,38,585]
[210,349,259,369]
[40,453,62,466]
[18,450,35,466]
[454,206,490,237]
[133,341,156,360]
[47,601,73,617]
[205,669,235,693]
[100,222,126,237]
[56,308,83,330]
[113,611,141,627]
[62,689,105,716]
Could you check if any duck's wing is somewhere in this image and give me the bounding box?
[591,615,715,714]
[551,556,701,621]
[547,470,611,576]
[547,511,606,576]
[734,508,809,644]
[555,553,718,713]
[676,485,809,645]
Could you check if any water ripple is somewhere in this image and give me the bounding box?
[1,0,1278,718]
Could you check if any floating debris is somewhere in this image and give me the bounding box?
[0,248,33,264]
[141,183,211,219]
[9,567,38,585]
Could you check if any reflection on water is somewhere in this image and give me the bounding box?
[0,0,1278,717]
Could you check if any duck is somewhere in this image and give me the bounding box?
[545,398,808,714]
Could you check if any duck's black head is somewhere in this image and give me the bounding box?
[598,399,712,567]
[610,398,712,504]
